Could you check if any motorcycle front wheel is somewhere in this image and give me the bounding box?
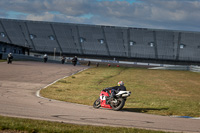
[93,98,101,109]
[111,98,125,111]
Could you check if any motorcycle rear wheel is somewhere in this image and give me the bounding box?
[111,98,125,111]
[93,98,101,109]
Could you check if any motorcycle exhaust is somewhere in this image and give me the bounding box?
[122,94,130,97]
[121,91,131,97]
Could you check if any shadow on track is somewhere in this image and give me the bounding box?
[122,108,169,113]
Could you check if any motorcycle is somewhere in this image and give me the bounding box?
[7,57,13,64]
[93,89,131,111]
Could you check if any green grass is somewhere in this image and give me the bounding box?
[0,116,168,133]
[41,66,200,117]
[0,60,6,62]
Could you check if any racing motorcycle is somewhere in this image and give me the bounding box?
[7,57,13,64]
[93,89,131,111]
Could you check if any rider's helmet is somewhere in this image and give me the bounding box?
[118,81,124,86]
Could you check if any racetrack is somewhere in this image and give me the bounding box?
[0,61,199,133]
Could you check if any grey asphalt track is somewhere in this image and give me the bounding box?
[0,61,199,133]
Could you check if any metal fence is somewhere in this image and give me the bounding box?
[149,65,200,73]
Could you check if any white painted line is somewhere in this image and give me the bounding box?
[170,115,200,120]
[191,117,200,120]
[36,67,89,100]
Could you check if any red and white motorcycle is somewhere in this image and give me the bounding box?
[93,89,131,111]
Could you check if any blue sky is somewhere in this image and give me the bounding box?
[96,0,138,3]
[0,0,200,32]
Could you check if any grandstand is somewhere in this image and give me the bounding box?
[0,18,200,65]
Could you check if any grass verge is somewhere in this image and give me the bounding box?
[0,116,169,133]
[41,66,200,117]
[0,60,6,62]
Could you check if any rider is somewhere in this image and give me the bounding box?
[43,54,48,63]
[72,56,78,66]
[103,81,126,98]
[61,55,66,64]
[7,53,13,64]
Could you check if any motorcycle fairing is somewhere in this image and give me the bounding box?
[100,91,112,109]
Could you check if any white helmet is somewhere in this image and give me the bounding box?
[118,81,124,86]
